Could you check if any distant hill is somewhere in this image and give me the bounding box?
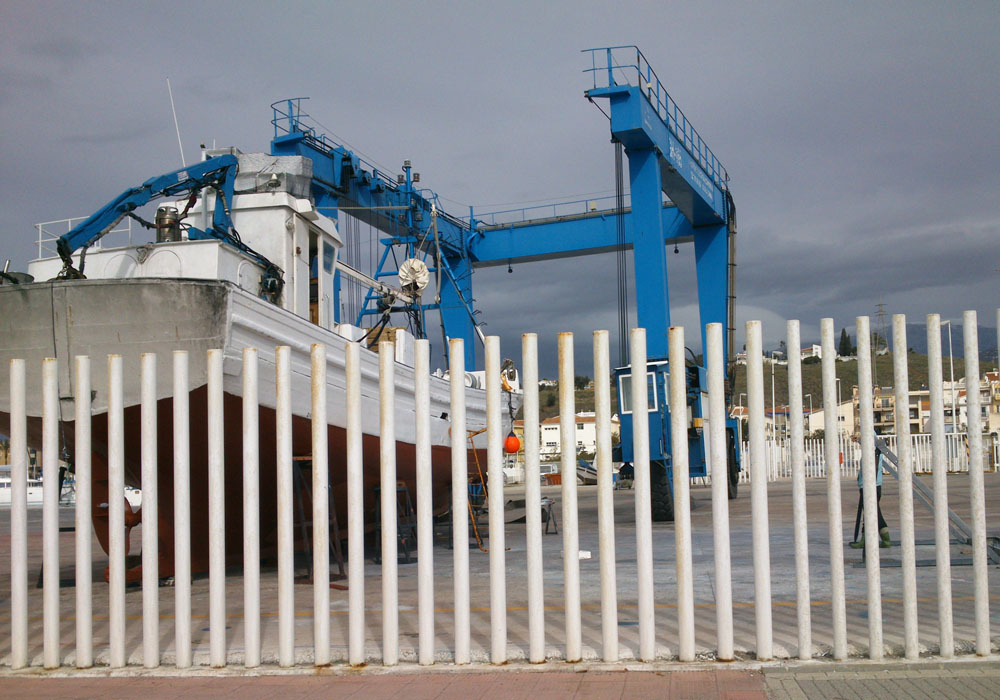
[811,323,998,361]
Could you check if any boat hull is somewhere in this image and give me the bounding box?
[0,278,493,579]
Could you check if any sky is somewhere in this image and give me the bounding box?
[1,1,997,377]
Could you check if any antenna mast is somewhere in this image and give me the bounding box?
[167,78,186,167]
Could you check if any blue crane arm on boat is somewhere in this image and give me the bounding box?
[55,154,247,277]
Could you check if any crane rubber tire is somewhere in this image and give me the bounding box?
[651,461,674,522]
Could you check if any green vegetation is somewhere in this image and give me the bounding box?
[731,351,997,411]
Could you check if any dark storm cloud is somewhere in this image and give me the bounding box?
[21,37,100,67]
[0,1,996,379]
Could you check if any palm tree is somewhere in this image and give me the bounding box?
[0,438,10,465]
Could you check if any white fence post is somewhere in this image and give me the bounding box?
[173,351,192,668]
[449,338,470,665]
[242,348,260,668]
[963,311,990,656]
[926,315,953,657]
[379,341,399,666]
[594,330,619,662]
[9,359,27,670]
[207,348,226,667]
[892,316,919,659]
[108,354,126,668]
[787,321,812,660]
[558,332,582,662]
[522,334,545,663]
[746,321,773,660]
[706,323,733,661]
[311,344,330,666]
[276,345,294,667]
[856,316,883,660]
[74,356,93,668]
[141,353,159,668]
[345,342,365,666]
[415,339,435,665]
[631,328,655,662]
[42,357,59,669]
[668,327,694,661]
[486,336,508,664]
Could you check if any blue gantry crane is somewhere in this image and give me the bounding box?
[270,46,741,518]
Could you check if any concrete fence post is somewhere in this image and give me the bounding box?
[379,341,399,666]
[346,342,366,666]
[42,357,59,669]
[746,321,773,660]
[74,356,93,668]
[173,351,192,668]
[108,354,126,668]
[242,348,260,667]
[926,315,954,657]
[486,336,508,664]
[558,332,582,662]
[311,344,330,666]
[787,321,812,660]
[594,330,619,662]
[892,316,919,659]
[450,338,471,665]
[207,348,226,667]
[706,323,734,660]
[276,345,294,667]
[856,316,883,660]
[414,339,435,665]
[522,334,546,663]
[963,311,990,656]
[669,327,695,661]
[141,353,159,668]
[9,359,27,669]
[631,328,656,661]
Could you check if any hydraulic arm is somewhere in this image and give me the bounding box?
[55,154,282,295]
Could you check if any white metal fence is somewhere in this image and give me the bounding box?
[728,431,993,485]
[3,310,996,670]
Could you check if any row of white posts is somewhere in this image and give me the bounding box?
[6,311,995,669]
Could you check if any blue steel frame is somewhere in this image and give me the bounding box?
[267,45,739,483]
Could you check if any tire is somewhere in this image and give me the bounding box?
[727,428,739,500]
[651,461,674,522]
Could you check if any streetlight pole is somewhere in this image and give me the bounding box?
[770,357,776,438]
[942,320,957,431]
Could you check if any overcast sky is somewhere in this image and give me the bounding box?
[1,1,997,377]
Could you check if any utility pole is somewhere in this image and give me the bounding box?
[873,300,888,388]
[942,320,957,430]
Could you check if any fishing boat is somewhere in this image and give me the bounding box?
[0,147,520,580]
[0,466,44,506]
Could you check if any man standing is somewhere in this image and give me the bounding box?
[850,442,891,548]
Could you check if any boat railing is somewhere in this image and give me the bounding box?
[36,217,137,259]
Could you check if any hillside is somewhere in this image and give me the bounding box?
[527,350,997,421]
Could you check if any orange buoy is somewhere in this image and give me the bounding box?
[504,431,520,454]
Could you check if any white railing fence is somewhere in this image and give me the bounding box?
[4,310,996,671]
[726,431,989,486]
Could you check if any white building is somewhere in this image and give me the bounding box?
[539,411,620,458]
[801,344,822,360]
[807,400,856,436]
